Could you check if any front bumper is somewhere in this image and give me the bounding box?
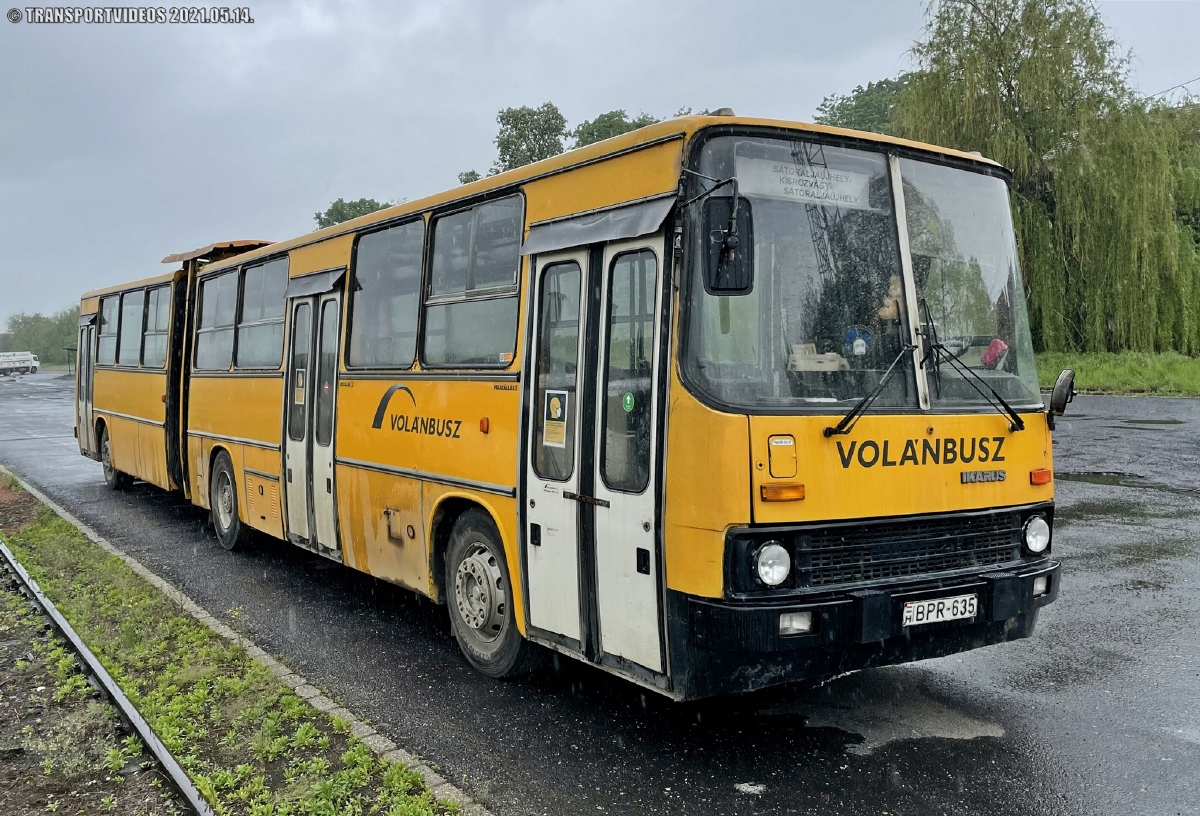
[667,559,1058,699]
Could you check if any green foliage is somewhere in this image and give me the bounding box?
[571,110,660,148]
[490,102,568,174]
[313,198,390,230]
[892,0,1200,355]
[1035,351,1200,394]
[456,170,481,185]
[1,501,453,816]
[814,75,910,135]
[1,305,80,365]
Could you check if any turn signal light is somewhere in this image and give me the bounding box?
[1030,469,1052,485]
[479,417,490,434]
[761,483,805,502]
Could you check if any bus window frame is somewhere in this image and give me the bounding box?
[420,191,525,370]
[194,253,291,374]
[344,215,427,372]
[141,284,171,370]
[96,294,120,367]
[234,256,289,371]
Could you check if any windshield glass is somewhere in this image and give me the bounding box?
[899,158,1042,408]
[683,135,919,410]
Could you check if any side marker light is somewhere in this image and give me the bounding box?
[1030,469,1052,485]
[761,483,805,502]
[480,417,489,434]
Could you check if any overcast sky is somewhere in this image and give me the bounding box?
[1,0,1197,324]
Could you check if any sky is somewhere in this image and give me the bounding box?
[1,0,1197,324]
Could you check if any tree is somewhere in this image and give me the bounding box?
[314,198,390,230]
[2,306,80,366]
[571,110,660,148]
[814,75,910,135]
[457,170,481,185]
[893,0,1200,354]
[490,102,568,175]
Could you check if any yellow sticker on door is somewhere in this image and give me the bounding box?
[543,390,568,448]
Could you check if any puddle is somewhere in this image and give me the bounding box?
[761,679,1004,756]
[1055,498,1148,524]
[1076,537,1196,571]
[1121,419,1184,425]
[1057,471,1200,498]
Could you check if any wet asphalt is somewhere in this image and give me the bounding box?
[0,371,1197,816]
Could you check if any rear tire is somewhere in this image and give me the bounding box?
[99,426,132,490]
[445,509,543,678]
[209,452,247,551]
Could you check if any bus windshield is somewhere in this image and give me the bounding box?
[682,134,1042,412]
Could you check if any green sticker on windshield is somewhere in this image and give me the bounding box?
[621,392,635,413]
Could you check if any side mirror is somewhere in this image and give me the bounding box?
[1048,368,1075,429]
[703,196,754,295]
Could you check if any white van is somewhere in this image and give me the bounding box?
[0,351,40,375]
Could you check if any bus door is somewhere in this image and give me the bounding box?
[76,321,97,455]
[283,293,343,557]
[525,238,665,675]
[525,249,589,646]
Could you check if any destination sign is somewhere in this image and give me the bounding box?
[736,156,874,210]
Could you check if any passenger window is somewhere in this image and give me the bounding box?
[195,272,238,370]
[348,219,423,368]
[142,286,171,369]
[315,300,338,447]
[288,303,312,442]
[424,195,522,366]
[601,249,657,493]
[532,262,581,481]
[236,258,288,369]
[97,296,119,365]
[118,290,145,366]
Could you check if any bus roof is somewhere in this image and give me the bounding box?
[81,270,179,305]
[193,114,1001,273]
[83,114,1003,292]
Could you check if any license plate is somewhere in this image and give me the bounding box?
[902,593,978,627]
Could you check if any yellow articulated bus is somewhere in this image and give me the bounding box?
[76,114,1074,700]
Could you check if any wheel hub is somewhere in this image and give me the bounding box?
[454,543,505,641]
[215,474,233,529]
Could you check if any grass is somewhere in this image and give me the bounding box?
[1035,351,1200,396]
[0,481,457,816]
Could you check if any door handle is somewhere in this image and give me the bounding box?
[562,490,610,508]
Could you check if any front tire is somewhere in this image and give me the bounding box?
[445,509,542,678]
[209,452,247,551]
[99,426,132,490]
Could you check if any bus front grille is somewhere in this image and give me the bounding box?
[797,510,1023,587]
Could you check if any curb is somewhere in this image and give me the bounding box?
[0,465,493,816]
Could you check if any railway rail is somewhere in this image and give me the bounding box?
[0,539,214,816]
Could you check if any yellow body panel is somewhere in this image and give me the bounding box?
[187,376,283,518]
[288,234,353,276]
[749,413,1054,525]
[662,385,750,598]
[522,138,683,224]
[93,369,171,490]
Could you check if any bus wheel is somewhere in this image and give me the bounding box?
[446,509,542,678]
[99,427,132,490]
[210,453,247,551]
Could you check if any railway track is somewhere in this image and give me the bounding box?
[0,539,214,816]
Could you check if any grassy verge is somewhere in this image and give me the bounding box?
[0,478,455,816]
[1035,351,1200,396]
[1,563,185,815]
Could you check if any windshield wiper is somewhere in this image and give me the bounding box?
[824,345,915,437]
[926,342,1025,432]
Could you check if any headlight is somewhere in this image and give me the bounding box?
[755,542,791,586]
[1023,515,1051,553]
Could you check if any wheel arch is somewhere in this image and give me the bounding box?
[206,444,243,522]
[427,493,519,622]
